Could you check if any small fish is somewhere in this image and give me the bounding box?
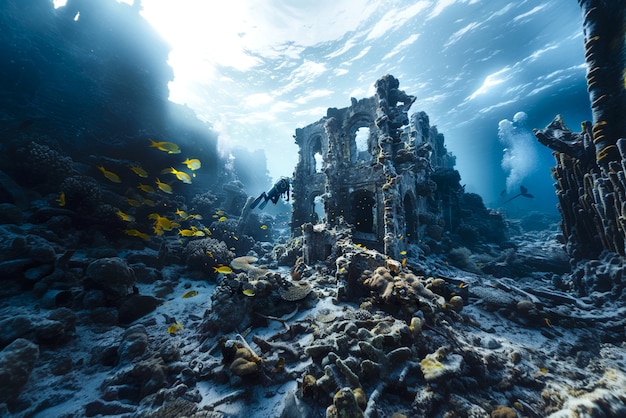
[203,227,212,235]
[458,282,469,289]
[544,318,552,328]
[213,265,232,274]
[56,192,66,207]
[402,258,407,266]
[137,183,155,194]
[182,290,198,298]
[167,321,184,334]
[126,197,142,207]
[149,213,179,231]
[175,209,189,219]
[178,228,196,237]
[242,289,256,297]
[188,214,203,220]
[162,167,192,184]
[124,229,150,241]
[155,178,173,194]
[182,158,201,170]
[129,165,148,178]
[178,228,205,237]
[205,250,213,258]
[97,166,121,183]
[260,224,268,230]
[218,216,227,222]
[539,367,548,374]
[215,210,225,215]
[116,210,135,222]
[400,250,407,255]
[142,198,155,207]
[149,139,181,154]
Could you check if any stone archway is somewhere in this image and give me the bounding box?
[308,134,324,174]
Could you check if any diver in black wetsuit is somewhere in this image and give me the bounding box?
[250,177,291,210]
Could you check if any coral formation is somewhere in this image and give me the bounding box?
[60,175,102,214]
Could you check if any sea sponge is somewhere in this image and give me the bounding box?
[326,387,364,418]
[222,340,261,377]
[447,295,464,312]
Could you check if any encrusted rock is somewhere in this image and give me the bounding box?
[0,338,39,403]
[278,282,312,301]
[118,294,162,324]
[85,257,136,304]
[117,324,149,363]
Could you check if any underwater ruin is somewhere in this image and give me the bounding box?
[0,0,625,417]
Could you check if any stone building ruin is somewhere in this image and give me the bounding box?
[291,75,458,261]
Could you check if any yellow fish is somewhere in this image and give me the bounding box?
[401,258,407,266]
[175,209,189,219]
[167,321,184,334]
[149,139,181,154]
[242,289,256,297]
[142,198,155,207]
[149,213,179,231]
[203,227,212,235]
[155,178,173,194]
[182,158,201,170]
[126,198,142,207]
[182,290,198,298]
[56,192,66,207]
[116,210,135,222]
[178,228,199,237]
[188,214,203,220]
[215,210,224,215]
[129,165,148,178]
[399,250,407,255]
[260,224,268,230]
[124,229,150,241]
[213,265,232,274]
[162,167,192,184]
[97,166,121,183]
[218,216,227,222]
[137,183,155,194]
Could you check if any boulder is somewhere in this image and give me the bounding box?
[0,338,39,403]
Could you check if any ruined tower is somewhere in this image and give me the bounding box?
[291,75,456,259]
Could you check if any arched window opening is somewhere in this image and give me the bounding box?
[313,195,324,223]
[314,152,324,173]
[353,190,375,233]
[355,127,370,161]
[309,135,323,174]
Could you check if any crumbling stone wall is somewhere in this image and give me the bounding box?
[291,75,456,259]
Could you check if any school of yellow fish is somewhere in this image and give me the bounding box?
[61,138,222,244]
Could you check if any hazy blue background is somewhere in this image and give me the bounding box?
[73,0,590,214]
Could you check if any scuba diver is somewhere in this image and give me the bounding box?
[502,185,534,204]
[251,177,291,210]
